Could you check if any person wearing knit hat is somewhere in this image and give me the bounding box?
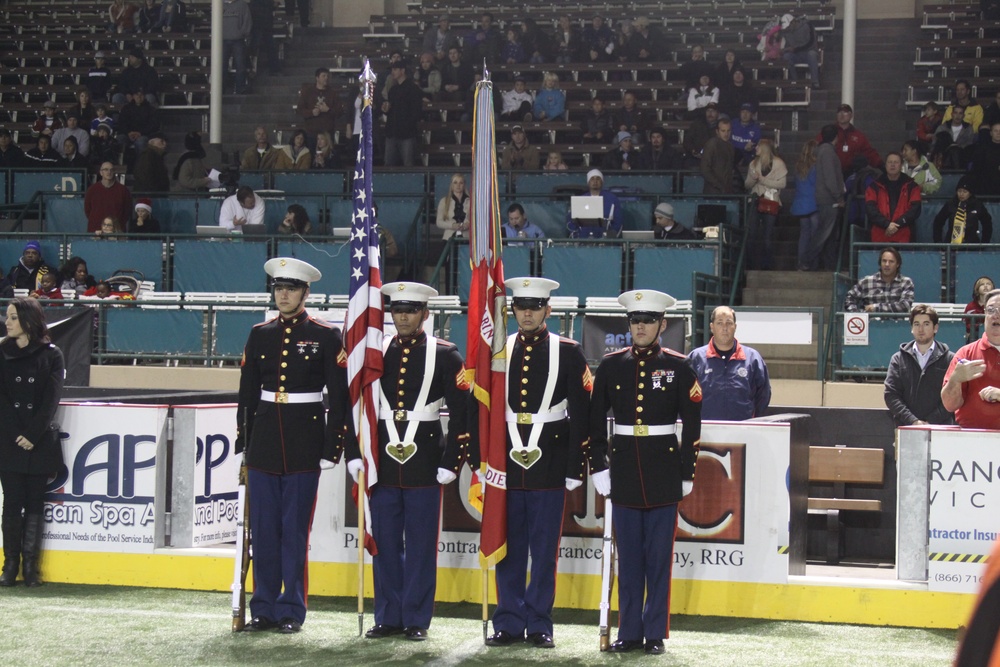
[128,198,161,234]
[932,174,993,243]
[6,241,48,291]
[603,131,638,171]
[566,168,623,239]
[652,202,697,240]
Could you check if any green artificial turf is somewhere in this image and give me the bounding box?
[0,585,958,666]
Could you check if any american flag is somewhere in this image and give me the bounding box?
[465,71,508,568]
[345,62,382,556]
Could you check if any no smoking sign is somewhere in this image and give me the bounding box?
[844,313,869,346]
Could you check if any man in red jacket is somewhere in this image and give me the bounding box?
[864,152,921,244]
[817,103,882,176]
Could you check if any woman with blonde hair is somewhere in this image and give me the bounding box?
[311,131,335,170]
[533,72,566,121]
[436,174,470,239]
[744,138,787,270]
[790,140,820,270]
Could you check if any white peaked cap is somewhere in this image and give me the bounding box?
[264,257,322,285]
[381,281,439,304]
[618,289,676,313]
[504,276,560,299]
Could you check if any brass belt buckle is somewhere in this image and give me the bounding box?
[517,413,532,425]
[275,391,289,404]
[634,424,648,436]
[394,410,407,422]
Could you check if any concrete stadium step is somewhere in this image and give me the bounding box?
[766,358,820,380]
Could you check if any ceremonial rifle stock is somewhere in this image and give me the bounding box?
[231,408,252,632]
[599,498,615,651]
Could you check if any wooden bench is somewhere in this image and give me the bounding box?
[807,445,885,565]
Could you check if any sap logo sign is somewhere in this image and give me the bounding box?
[48,432,157,498]
[196,434,232,497]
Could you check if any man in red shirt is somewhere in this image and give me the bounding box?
[942,289,1000,428]
[84,161,132,233]
[816,103,882,176]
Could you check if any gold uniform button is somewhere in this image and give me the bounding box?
[636,406,644,413]
[403,348,410,354]
[284,338,290,344]
[397,401,405,408]
[281,362,287,368]
[525,346,533,352]
[278,386,285,392]
[280,375,286,381]
[669,447,675,452]
[401,368,407,373]
[521,389,528,395]
[402,357,409,363]
[615,385,620,390]
[398,390,404,396]
[522,366,529,372]
[636,418,643,425]
[282,350,288,356]
[637,394,644,401]
[640,372,646,377]
[285,328,291,334]
[524,355,530,361]
[398,378,405,385]
[260,355,265,359]
[639,361,645,367]
[520,401,527,408]
[521,378,528,384]
[304,355,310,360]
[638,383,645,389]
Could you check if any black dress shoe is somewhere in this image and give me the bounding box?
[244,616,278,632]
[365,624,404,639]
[526,632,555,648]
[609,638,644,653]
[645,639,665,654]
[404,627,427,641]
[278,618,302,634]
[485,630,522,646]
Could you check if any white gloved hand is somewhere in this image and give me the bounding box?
[436,468,457,485]
[592,469,611,496]
[319,459,336,470]
[565,477,583,491]
[347,458,364,483]
[682,480,694,497]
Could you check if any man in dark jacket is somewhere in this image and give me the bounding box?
[636,127,683,171]
[0,129,25,167]
[381,61,422,167]
[132,132,170,193]
[113,48,160,106]
[116,89,160,167]
[884,304,955,426]
[6,241,48,291]
[700,117,736,194]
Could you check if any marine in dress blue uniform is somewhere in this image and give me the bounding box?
[483,277,592,650]
[235,257,351,634]
[588,290,702,655]
[345,282,471,641]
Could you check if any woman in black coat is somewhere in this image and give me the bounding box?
[932,175,993,243]
[0,297,65,587]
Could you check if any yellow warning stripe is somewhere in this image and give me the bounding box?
[928,552,990,563]
[777,545,789,554]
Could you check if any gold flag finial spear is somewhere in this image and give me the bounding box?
[360,58,377,102]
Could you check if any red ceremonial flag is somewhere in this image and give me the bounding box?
[465,70,508,568]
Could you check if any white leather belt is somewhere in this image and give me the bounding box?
[379,409,440,422]
[613,423,677,437]
[505,409,568,425]
[261,390,324,404]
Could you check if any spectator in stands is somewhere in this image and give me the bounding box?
[778,13,820,88]
[901,140,942,196]
[88,123,120,174]
[87,52,113,102]
[468,12,503,66]
[718,68,758,120]
[137,0,161,32]
[941,288,1000,429]
[0,130,25,168]
[90,105,115,137]
[133,132,170,192]
[502,203,545,243]
[382,60,423,168]
[968,120,1000,197]
[965,276,995,342]
[544,151,568,171]
[687,306,771,421]
[154,0,187,32]
[501,27,527,65]
[933,175,992,244]
[422,16,459,63]
[614,91,650,144]
[439,47,473,120]
[173,131,212,192]
[113,48,159,107]
[651,203,696,240]
[240,126,292,171]
[59,137,88,169]
[613,19,634,67]
[603,131,639,171]
[820,103,881,176]
[791,140,820,271]
[583,14,615,63]
[844,247,914,313]
[520,18,547,64]
[916,101,943,153]
[30,271,63,301]
[416,53,441,108]
[744,139,787,270]
[67,89,97,127]
[501,78,534,121]
[730,103,762,166]
[108,0,138,33]
[566,169,622,239]
[715,50,743,91]
[222,0,252,95]
[24,136,61,168]
[809,126,845,270]
[58,257,97,296]
[311,131,336,170]
[533,73,566,122]
[6,242,48,291]
[280,129,312,170]
[943,80,984,133]
[500,126,540,171]
[580,96,613,143]
[52,114,91,157]
[84,162,132,233]
[297,67,343,143]
[378,50,403,102]
[554,15,583,64]
[437,174,470,240]
[277,204,311,235]
[116,89,159,169]
[933,104,977,170]
[980,91,1000,141]
[219,185,264,233]
[686,74,719,120]
[884,304,955,427]
[94,215,123,238]
[128,198,161,234]
[866,152,921,244]
[248,0,278,74]
[31,101,62,139]
[678,44,714,90]
[701,117,736,195]
[682,103,720,167]
[628,16,664,65]
[636,127,682,171]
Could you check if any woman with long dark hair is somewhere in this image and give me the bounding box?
[0,297,65,587]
